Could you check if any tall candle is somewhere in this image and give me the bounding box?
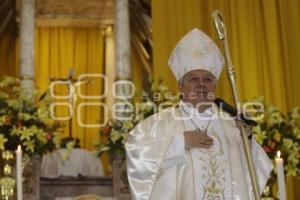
[16,145,23,200]
[275,151,286,200]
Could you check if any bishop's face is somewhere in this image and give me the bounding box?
[178,69,217,108]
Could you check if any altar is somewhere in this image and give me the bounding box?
[40,148,112,200]
[40,176,113,200]
[41,149,104,178]
[39,149,130,200]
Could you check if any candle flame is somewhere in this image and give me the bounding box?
[277,151,281,158]
[17,145,22,151]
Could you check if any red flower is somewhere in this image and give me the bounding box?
[45,132,52,141]
[270,142,276,150]
[16,121,23,128]
[4,115,11,125]
[103,126,111,136]
[263,145,272,153]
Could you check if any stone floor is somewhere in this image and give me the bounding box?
[40,176,113,200]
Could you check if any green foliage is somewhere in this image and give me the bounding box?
[0,76,62,157]
[248,97,300,198]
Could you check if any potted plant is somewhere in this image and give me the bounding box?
[0,76,62,199]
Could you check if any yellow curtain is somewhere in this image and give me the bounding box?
[34,27,105,150]
[152,0,300,199]
[152,0,300,112]
[132,47,147,102]
[34,27,144,174]
[0,30,18,77]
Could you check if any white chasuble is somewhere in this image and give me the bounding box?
[126,105,272,200]
[178,103,248,200]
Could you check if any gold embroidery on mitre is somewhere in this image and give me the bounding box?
[191,47,205,59]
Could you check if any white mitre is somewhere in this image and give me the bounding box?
[168,28,224,80]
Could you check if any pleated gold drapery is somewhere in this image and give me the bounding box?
[0,27,107,169]
[33,27,105,150]
[132,47,148,102]
[152,0,300,199]
[152,0,300,113]
[0,31,18,77]
[1,24,145,152]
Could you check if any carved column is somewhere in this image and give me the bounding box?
[114,0,131,99]
[19,0,35,93]
[104,26,115,119]
[113,1,132,199]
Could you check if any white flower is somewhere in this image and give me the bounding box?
[292,128,300,139]
[18,113,36,121]
[111,130,122,143]
[266,107,284,126]
[60,141,75,161]
[287,149,299,166]
[19,127,34,141]
[8,100,21,110]
[37,107,50,122]
[139,101,154,113]
[135,113,145,122]
[158,85,168,92]
[0,92,8,99]
[36,129,47,144]
[53,134,61,149]
[0,76,19,87]
[121,133,129,144]
[282,138,294,149]
[0,135,8,150]
[252,125,261,134]
[11,126,21,136]
[254,130,267,145]
[123,120,133,130]
[23,140,35,153]
[0,116,5,126]
[291,107,300,119]
[285,164,299,177]
[66,141,75,151]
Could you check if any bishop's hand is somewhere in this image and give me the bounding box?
[184,130,214,149]
[236,120,253,138]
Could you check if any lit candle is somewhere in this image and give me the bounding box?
[16,145,23,200]
[275,151,286,200]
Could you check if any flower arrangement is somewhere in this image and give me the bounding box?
[95,78,178,159]
[0,76,61,157]
[249,97,300,198]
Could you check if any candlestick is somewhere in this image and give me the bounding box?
[16,145,23,200]
[275,151,286,200]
